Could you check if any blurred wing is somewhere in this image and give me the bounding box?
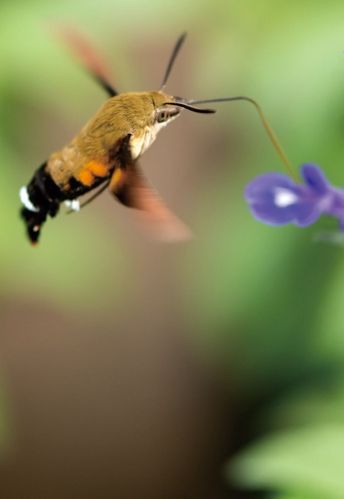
[54,25,118,97]
[109,164,192,242]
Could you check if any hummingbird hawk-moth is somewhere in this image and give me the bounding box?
[20,30,288,244]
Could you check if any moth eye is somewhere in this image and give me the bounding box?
[157,110,168,123]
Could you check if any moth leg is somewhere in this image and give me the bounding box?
[66,180,110,213]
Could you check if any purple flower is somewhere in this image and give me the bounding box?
[245,164,344,229]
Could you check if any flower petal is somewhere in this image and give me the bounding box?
[245,172,320,226]
[301,164,328,195]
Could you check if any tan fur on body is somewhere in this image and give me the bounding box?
[46,91,173,191]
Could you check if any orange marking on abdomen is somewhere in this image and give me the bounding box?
[78,169,94,187]
[85,160,108,177]
[77,161,108,187]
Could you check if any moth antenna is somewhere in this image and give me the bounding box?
[189,96,297,181]
[54,25,118,97]
[160,32,187,90]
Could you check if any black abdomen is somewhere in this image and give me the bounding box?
[20,163,110,244]
[20,163,65,244]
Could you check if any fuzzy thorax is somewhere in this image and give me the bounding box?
[130,120,170,159]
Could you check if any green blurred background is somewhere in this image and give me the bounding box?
[1,0,344,498]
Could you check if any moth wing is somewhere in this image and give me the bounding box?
[109,163,192,242]
[54,25,118,97]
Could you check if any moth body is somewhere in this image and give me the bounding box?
[20,32,214,244]
[19,30,294,244]
[21,90,181,243]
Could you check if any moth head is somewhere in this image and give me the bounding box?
[150,91,182,128]
[150,90,216,132]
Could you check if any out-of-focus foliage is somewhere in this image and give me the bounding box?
[230,424,344,499]
[228,378,344,497]
[1,0,344,497]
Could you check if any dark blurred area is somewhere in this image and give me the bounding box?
[2,1,344,498]
[1,302,230,499]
